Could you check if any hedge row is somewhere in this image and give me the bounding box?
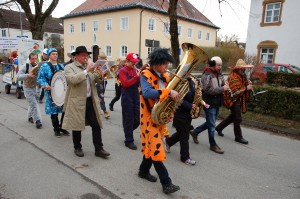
[247,85,300,121]
[267,72,300,87]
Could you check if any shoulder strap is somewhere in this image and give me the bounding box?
[25,63,29,74]
[47,62,56,74]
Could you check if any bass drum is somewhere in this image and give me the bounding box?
[50,70,67,107]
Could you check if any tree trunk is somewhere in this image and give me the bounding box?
[168,0,180,67]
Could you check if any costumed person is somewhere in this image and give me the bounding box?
[138,48,180,194]
[95,52,110,119]
[62,46,110,158]
[38,48,49,104]
[215,59,254,144]
[17,53,42,129]
[109,58,125,111]
[189,56,229,154]
[9,50,18,65]
[163,75,197,165]
[118,53,140,150]
[37,48,70,137]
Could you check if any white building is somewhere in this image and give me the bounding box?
[245,0,300,66]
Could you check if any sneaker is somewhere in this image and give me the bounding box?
[36,120,42,129]
[235,137,248,144]
[60,129,70,136]
[28,117,34,123]
[210,144,224,154]
[125,143,137,150]
[190,130,199,144]
[109,103,114,111]
[74,149,84,157]
[54,131,62,138]
[163,183,180,194]
[162,137,170,153]
[104,111,110,119]
[184,158,196,166]
[138,172,157,182]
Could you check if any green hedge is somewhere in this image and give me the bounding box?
[267,72,300,87]
[247,85,300,121]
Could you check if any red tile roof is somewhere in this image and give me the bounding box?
[62,0,218,29]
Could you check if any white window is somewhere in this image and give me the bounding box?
[264,2,281,23]
[106,19,112,31]
[70,45,75,51]
[206,32,210,41]
[260,48,274,63]
[121,45,128,57]
[80,22,86,32]
[148,18,156,31]
[93,34,97,43]
[2,29,7,37]
[92,21,99,32]
[121,17,128,30]
[70,24,74,33]
[187,28,193,38]
[198,30,202,40]
[106,45,112,57]
[178,25,182,36]
[163,22,170,33]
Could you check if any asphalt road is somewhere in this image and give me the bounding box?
[0,77,299,199]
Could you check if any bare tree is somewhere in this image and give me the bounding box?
[168,0,180,67]
[1,0,59,40]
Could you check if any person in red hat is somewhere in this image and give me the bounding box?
[118,53,141,150]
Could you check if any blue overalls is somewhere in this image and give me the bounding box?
[121,68,140,144]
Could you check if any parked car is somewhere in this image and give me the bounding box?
[251,63,300,81]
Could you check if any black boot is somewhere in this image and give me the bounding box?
[51,114,61,138]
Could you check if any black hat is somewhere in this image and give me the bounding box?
[72,46,92,56]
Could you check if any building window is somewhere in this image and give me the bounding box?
[121,45,128,57]
[206,32,210,41]
[80,22,86,32]
[106,45,112,57]
[178,25,182,36]
[2,29,7,37]
[106,19,112,31]
[93,21,99,32]
[121,17,128,31]
[70,24,74,33]
[93,34,97,43]
[148,18,156,31]
[198,30,202,40]
[163,22,170,33]
[257,40,278,63]
[187,28,192,38]
[70,45,75,51]
[147,47,157,55]
[261,0,284,27]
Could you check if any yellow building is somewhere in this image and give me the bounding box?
[62,0,219,63]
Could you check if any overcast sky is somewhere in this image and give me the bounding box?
[52,0,251,42]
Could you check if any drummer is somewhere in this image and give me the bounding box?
[37,48,70,138]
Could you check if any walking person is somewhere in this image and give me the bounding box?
[109,58,125,111]
[37,48,70,137]
[139,48,180,194]
[215,59,254,144]
[190,56,229,154]
[62,46,110,158]
[163,76,197,165]
[118,53,140,150]
[17,53,42,129]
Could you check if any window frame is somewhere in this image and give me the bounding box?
[106,45,112,57]
[178,25,182,36]
[92,21,99,32]
[70,23,75,33]
[260,0,285,27]
[2,29,7,37]
[120,45,128,57]
[148,18,156,32]
[80,22,86,33]
[120,17,129,31]
[257,40,278,63]
[187,28,193,38]
[206,32,210,41]
[163,22,170,33]
[198,30,202,40]
[106,18,112,31]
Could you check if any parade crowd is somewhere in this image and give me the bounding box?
[16,45,254,194]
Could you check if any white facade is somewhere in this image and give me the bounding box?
[245,0,300,66]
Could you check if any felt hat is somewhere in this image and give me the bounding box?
[71,46,92,56]
[98,52,107,60]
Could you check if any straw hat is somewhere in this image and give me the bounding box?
[233,59,254,69]
[67,50,75,58]
[98,52,107,60]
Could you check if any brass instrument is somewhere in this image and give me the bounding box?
[151,43,209,125]
[190,74,209,119]
[25,65,40,88]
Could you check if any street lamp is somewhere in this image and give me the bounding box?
[14,2,23,36]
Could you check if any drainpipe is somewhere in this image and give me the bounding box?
[139,8,145,57]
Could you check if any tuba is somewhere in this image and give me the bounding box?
[151,43,209,125]
[25,65,40,88]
